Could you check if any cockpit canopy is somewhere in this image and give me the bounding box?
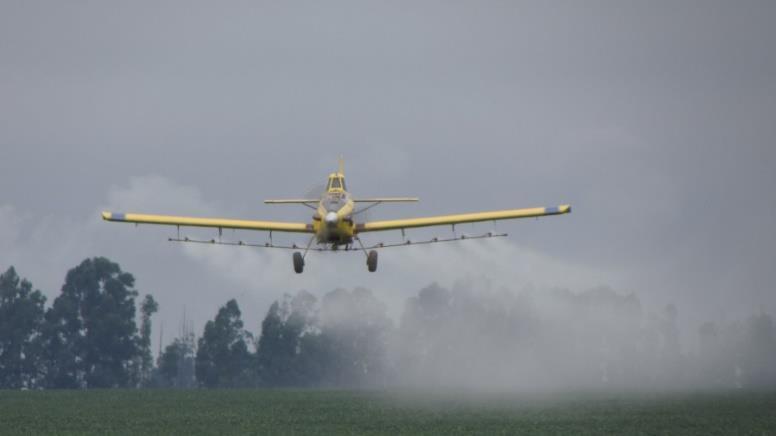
[327,174,346,191]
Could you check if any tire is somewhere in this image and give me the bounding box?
[293,252,304,274]
[367,250,378,272]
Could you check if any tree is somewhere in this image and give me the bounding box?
[255,288,392,388]
[315,288,392,387]
[255,291,318,387]
[255,301,291,386]
[195,299,252,387]
[138,294,159,386]
[0,267,46,389]
[40,257,141,388]
[157,334,196,388]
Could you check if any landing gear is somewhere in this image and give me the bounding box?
[367,250,378,272]
[293,252,304,274]
[354,236,378,273]
[292,236,317,274]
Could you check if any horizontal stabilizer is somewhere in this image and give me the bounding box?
[264,199,319,204]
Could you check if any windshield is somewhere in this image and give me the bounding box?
[323,192,348,212]
[328,176,346,190]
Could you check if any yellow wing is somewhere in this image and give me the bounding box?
[353,197,419,203]
[101,212,312,233]
[356,205,571,233]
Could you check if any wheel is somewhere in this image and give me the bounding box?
[293,252,304,274]
[366,250,378,272]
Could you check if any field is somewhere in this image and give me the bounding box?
[1,389,775,435]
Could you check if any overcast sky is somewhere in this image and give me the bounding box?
[2,1,775,349]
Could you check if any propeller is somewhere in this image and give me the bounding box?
[303,183,326,201]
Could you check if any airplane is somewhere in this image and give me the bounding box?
[102,159,571,273]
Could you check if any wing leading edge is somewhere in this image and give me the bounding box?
[101,212,312,233]
[353,197,419,203]
[356,204,570,233]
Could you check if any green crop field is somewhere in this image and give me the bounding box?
[0,389,774,435]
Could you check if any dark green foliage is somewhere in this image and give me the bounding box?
[255,288,392,388]
[0,267,46,389]
[195,299,252,387]
[255,290,318,387]
[39,257,141,388]
[157,335,196,388]
[1,389,776,435]
[138,295,158,386]
[3,257,776,392]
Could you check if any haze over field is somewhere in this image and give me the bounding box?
[1,0,775,375]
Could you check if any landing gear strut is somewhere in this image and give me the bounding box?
[292,252,304,274]
[367,250,378,272]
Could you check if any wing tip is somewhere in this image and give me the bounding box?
[102,211,126,221]
[546,205,572,215]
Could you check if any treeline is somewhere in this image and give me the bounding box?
[156,288,391,389]
[0,258,157,389]
[151,282,776,390]
[2,259,776,390]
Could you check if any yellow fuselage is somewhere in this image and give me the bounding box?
[312,176,355,245]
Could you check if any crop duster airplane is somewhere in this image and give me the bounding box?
[102,159,571,273]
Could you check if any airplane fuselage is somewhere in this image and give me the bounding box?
[312,176,356,246]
